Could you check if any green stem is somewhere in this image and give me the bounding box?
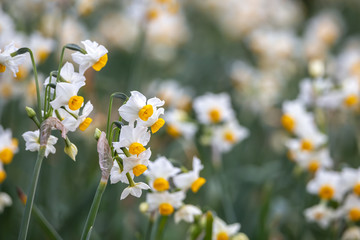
[154,216,168,240]
[204,211,213,240]
[18,146,46,240]
[144,215,155,240]
[106,94,115,141]
[80,179,107,240]
[56,46,66,83]
[32,205,63,240]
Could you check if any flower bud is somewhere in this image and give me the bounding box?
[94,128,101,141]
[25,106,36,118]
[64,142,78,161]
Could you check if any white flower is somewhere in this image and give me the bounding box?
[193,92,235,124]
[29,32,55,63]
[0,126,18,164]
[295,148,333,173]
[122,148,152,177]
[22,130,58,157]
[212,217,241,240]
[45,62,85,86]
[71,40,108,74]
[118,91,165,130]
[0,42,26,77]
[110,160,134,184]
[121,182,150,200]
[113,125,150,156]
[307,170,345,201]
[146,191,185,216]
[337,194,360,222]
[0,192,12,213]
[145,156,181,191]
[164,109,197,139]
[61,101,93,132]
[285,129,327,155]
[304,203,335,228]
[211,120,249,153]
[50,82,85,111]
[341,167,360,196]
[173,157,206,193]
[174,205,202,223]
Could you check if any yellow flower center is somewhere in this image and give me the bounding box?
[159,203,174,216]
[0,170,6,183]
[314,212,324,220]
[217,232,229,240]
[167,125,181,138]
[133,164,147,177]
[349,207,360,222]
[191,177,206,193]
[129,143,146,155]
[138,105,154,121]
[318,184,334,200]
[37,49,50,63]
[308,160,319,173]
[15,66,28,81]
[281,114,295,132]
[151,118,165,133]
[0,148,14,165]
[223,131,236,143]
[79,117,93,131]
[344,94,358,107]
[68,96,84,111]
[147,9,159,21]
[0,64,6,73]
[153,178,170,191]
[353,183,360,196]
[92,53,108,71]
[301,139,313,151]
[209,108,221,123]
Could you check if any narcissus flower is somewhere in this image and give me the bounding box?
[118,91,165,128]
[341,167,360,196]
[307,170,345,201]
[122,148,152,177]
[173,157,206,193]
[0,42,26,77]
[304,203,335,228]
[338,194,360,222]
[113,125,150,156]
[22,130,58,157]
[281,100,314,135]
[61,101,94,132]
[29,32,55,63]
[164,109,197,139]
[212,217,241,240]
[110,161,134,184]
[146,191,185,216]
[44,62,85,86]
[71,40,108,74]
[174,204,202,223]
[145,156,181,192]
[120,182,150,200]
[295,149,333,173]
[193,92,235,124]
[50,82,85,111]
[0,126,18,165]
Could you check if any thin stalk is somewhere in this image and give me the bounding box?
[18,146,46,240]
[204,211,213,240]
[144,214,155,240]
[80,179,107,240]
[106,94,115,141]
[32,205,63,240]
[154,216,168,240]
[56,46,66,83]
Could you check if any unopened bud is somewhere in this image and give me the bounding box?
[25,106,36,118]
[64,141,78,161]
[94,128,101,141]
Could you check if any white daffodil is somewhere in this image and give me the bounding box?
[50,82,85,111]
[174,204,202,223]
[285,126,327,154]
[120,182,150,200]
[281,100,315,135]
[193,92,235,124]
[122,148,151,177]
[337,194,360,222]
[118,91,165,130]
[0,42,26,77]
[45,62,85,87]
[0,126,18,165]
[61,101,93,132]
[173,157,206,193]
[307,169,345,201]
[146,191,185,216]
[0,192,12,213]
[71,40,108,74]
[297,77,334,106]
[304,203,335,228]
[164,109,197,139]
[110,160,134,184]
[211,120,249,153]
[295,148,333,173]
[212,217,241,240]
[29,32,55,64]
[144,156,181,192]
[22,130,58,157]
[113,125,150,156]
[341,167,360,196]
